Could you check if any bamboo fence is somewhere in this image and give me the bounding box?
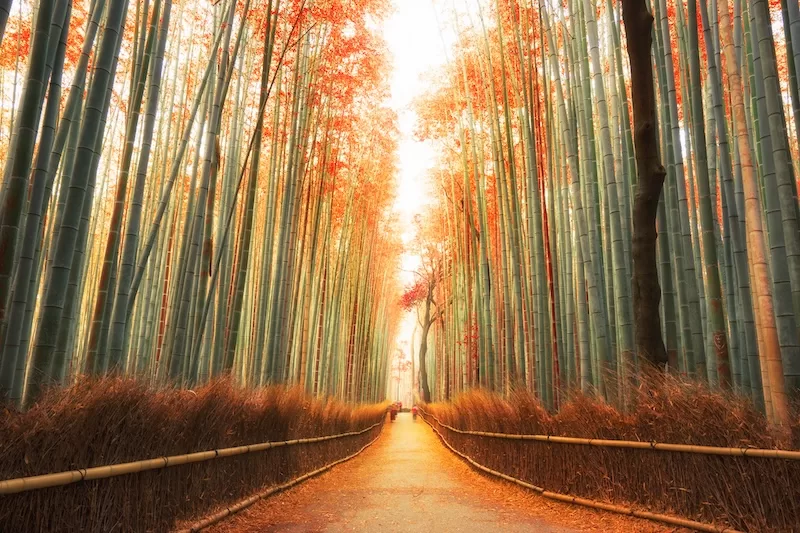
[178,429,383,532]
[419,408,745,533]
[418,408,800,460]
[0,420,383,495]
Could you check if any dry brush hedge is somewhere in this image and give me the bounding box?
[423,378,800,532]
[0,378,386,532]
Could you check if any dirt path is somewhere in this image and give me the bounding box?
[210,413,672,532]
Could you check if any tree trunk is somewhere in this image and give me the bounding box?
[622,0,668,368]
[418,284,433,403]
[0,0,56,330]
[719,1,791,426]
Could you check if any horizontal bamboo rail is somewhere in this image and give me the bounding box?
[0,420,384,495]
[418,407,800,460]
[419,411,743,533]
[178,426,383,532]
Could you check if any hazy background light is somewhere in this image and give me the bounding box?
[385,0,450,257]
[383,0,456,396]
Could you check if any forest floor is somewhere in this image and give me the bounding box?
[208,412,677,533]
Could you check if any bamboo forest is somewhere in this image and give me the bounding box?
[0,0,799,531]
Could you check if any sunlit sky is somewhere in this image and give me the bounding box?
[384,1,449,256]
[383,0,454,371]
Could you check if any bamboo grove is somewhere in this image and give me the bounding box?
[0,0,403,407]
[409,0,800,425]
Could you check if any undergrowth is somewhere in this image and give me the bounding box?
[0,378,386,532]
[423,375,799,532]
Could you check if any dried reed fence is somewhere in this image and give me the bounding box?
[178,433,381,532]
[421,379,800,533]
[0,378,386,532]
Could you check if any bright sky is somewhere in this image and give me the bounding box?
[384,0,449,254]
[383,0,453,375]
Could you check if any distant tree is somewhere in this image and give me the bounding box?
[401,244,447,403]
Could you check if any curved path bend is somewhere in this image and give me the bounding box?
[210,413,673,533]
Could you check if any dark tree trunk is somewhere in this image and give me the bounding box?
[418,284,433,403]
[622,0,669,368]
